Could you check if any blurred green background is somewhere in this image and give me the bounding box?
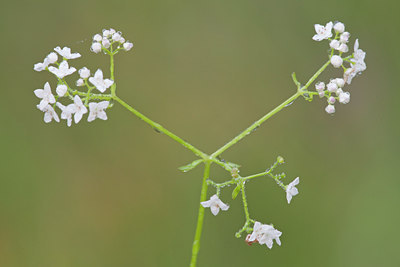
[1,0,399,266]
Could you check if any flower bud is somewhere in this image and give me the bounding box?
[330,55,343,68]
[339,92,350,104]
[47,52,58,64]
[93,34,102,42]
[325,104,335,114]
[318,91,325,98]
[315,81,325,92]
[277,156,285,164]
[102,29,110,37]
[340,32,350,43]
[56,84,67,97]
[102,38,111,48]
[76,78,84,87]
[335,88,343,96]
[334,22,345,33]
[123,42,133,51]
[329,40,340,50]
[338,43,349,53]
[79,67,90,79]
[327,81,338,93]
[119,37,126,44]
[335,78,345,88]
[328,96,336,104]
[91,42,102,53]
[112,32,122,42]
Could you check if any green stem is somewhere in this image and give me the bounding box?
[190,161,211,267]
[241,183,250,221]
[110,48,116,98]
[114,96,208,159]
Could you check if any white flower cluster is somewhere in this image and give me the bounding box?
[91,28,133,53]
[33,43,116,126]
[312,21,366,114]
[201,194,229,216]
[246,222,282,249]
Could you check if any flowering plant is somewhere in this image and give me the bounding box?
[33,21,366,266]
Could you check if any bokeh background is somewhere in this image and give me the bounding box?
[1,0,399,266]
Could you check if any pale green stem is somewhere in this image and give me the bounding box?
[190,161,211,267]
[113,96,208,159]
[241,183,250,221]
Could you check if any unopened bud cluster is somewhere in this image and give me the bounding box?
[312,21,366,114]
[91,28,133,53]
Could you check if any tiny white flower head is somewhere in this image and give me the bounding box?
[335,78,345,88]
[333,22,345,33]
[54,46,81,60]
[327,81,338,93]
[76,78,84,87]
[56,102,75,127]
[339,91,350,104]
[93,34,102,42]
[325,104,335,114]
[56,84,68,97]
[91,42,102,53]
[48,60,76,79]
[123,42,133,51]
[312,21,333,41]
[286,177,299,204]
[330,55,343,68]
[109,28,116,35]
[88,101,109,122]
[318,91,325,98]
[328,96,336,104]
[72,95,88,123]
[112,32,122,42]
[102,29,110,37]
[340,32,350,43]
[338,43,349,53]
[47,52,58,64]
[345,39,367,84]
[102,38,111,48]
[89,69,114,93]
[37,104,60,123]
[34,57,50,72]
[248,222,282,249]
[329,39,340,50]
[119,37,126,44]
[79,67,91,79]
[201,194,229,216]
[335,88,343,96]
[34,82,56,110]
[315,82,325,92]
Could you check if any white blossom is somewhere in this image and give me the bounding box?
[335,88,343,96]
[312,22,333,41]
[47,52,58,64]
[109,28,116,35]
[102,38,111,48]
[201,194,229,216]
[79,67,90,79]
[338,43,349,53]
[339,92,350,104]
[72,95,88,123]
[48,60,76,79]
[327,81,338,93]
[54,46,81,60]
[37,104,59,123]
[89,69,114,93]
[34,57,50,72]
[345,39,367,84]
[112,32,122,42]
[88,101,109,122]
[76,79,84,87]
[286,177,300,204]
[325,104,335,114]
[329,40,340,50]
[333,22,345,33]
[340,32,350,43]
[123,42,133,51]
[328,96,336,104]
[119,37,126,44]
[34,82,56,110]
[91,42,102,53]
[335,78,345,88]
[315,82,325,92]
[56,84,67,97]
[318,91,325,98]
[102,29,110,37]
[248,222,282,249]
[56,102,75,127]
[330,55,343,68]
[93,34,102,42]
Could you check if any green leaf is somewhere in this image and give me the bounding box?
[232,183,242,199]
[178,159,203,172]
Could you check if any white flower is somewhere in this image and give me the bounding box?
[37,104,59,123]
[56,84,68,97]
[333,22,345,33]
[54,46,81,59]
[123,42,133,51]
[312,22,333,41]
[93,34,102,42]
[345,39,366,84]
[48,60,76,79]
[34,57,50,72]
[339,92,350,104]
[335,88,343,96]
[112,32,122,42]
[248,222,282,249]
[329,40,340,50]
[76,78,84,86]
[34,82,56,110]
[318,91,325,98]
[47,52,58,64]
[56,102,75,127]
[338,43,349,53]
[335,78,345,88]
[102,38,111,48]
[88,101,109,122]
[201,194,229,216]
[119,37,126,44]
[71,95,88,123]
[327,81,338,93]
[103,29,110,37]
[315,82,325,92]
[286,177,299,204]
[91,42,102,53]
[109,28,116,35]
[340,32,350,43]
[325,104,335,114]
[328,96,336,104]
[79,67,90,79]
[89,69,114,93]
[330,55,343,68]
